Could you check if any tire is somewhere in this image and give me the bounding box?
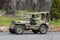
[39,25,48,34]
[32,30,39,34]
[15,25,24,34]
[9,28,15,34]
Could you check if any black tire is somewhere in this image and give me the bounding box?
[15,25,24,34]
[9,28,15,34]
[39,25,48,34]
[32,30,39,34]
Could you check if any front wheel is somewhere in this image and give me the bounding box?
[39,25,48,34]
[15,25,24,34]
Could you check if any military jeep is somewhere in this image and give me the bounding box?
[9,12,50,34]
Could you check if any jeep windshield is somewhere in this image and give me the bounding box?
[23,14,31,21]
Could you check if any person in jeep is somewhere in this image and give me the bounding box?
[30,14,37,25]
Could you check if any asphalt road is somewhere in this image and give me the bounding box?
[0,31,60,40]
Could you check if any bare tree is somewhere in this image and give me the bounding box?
[5,0,16,15]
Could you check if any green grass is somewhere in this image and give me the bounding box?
[51,19,60,26]
[0,16,23,26]
[0,10,29,26]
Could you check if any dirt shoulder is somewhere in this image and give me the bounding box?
[49,25,60,32]
[0,26,9,32]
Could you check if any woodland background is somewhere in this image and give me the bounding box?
[0,0,60,26]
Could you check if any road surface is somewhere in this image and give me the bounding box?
[0,31,60,40]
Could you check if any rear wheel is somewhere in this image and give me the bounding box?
[15,25,24,34]
[39,25,48,34]
[32,30,39,34]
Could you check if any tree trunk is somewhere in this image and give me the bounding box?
[35,0,46,11]
[5,0,16,15]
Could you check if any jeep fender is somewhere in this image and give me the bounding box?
[40,23,48,28]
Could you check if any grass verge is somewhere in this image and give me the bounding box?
[0,16,23,26]
[51,19,60,27]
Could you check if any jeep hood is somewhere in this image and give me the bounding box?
[14,20,30,24]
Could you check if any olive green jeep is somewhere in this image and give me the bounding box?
[9,12,50,34]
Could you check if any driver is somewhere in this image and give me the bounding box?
[30,14,37,25]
